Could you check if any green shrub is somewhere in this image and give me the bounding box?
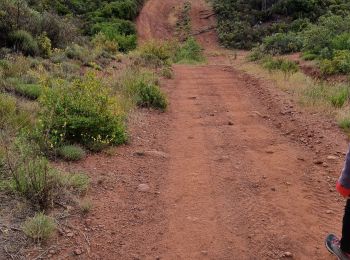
[79,199,93,215]
[320,50,350,75]
[248,46,266,61]
[339,117,350,130]
[329,86,349,108]
[262,57,299,77]
[91,19,136,38]
[61,172,90,193]
[161,66,173,79]
[22,213,56,242]
[262,32,303,55]
[37,33,52,57]
[1,56,31,78]
[9,30,39,56]
[302,52,318,61]
[10,154,62,208]
[92,32,119,54]
[137,82,167,110]
[113,34,137,52]
[0,93,32,131]
[14,84,41,100]
[138,40,174,67]
[38,73,127,151]
[175,37,204,63]
[58,145,86,161]
[65,44,92,63]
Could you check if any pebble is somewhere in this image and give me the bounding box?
[271,187,276,191]
[327,155,337,160]
[138,184,150,192]
[74,249,83,255]
[326,210,332,214]
[66,232,74,237]
[313,160,323,165]
[228,121,234,126]
[201,251,208,255]
[282,251,293,258]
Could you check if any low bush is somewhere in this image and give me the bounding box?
[61,172,90,194]
[262,32,303,55]
[11,155,62,208]
[38,73,127,151]
[58,145,86,161]
[262,57,299,78]
[174,37,204,63]
[161,66,173,79]
[329,86,349,108]
[79,199,93,215]
[92,33,119,54]
[118,69,168,111]
[22,212,56,242]
[339,117,350,130]
[14,84,41,100]
[138,40,173,67]
[136,82,168,110]
[9,30,39,56]
[37,33,52,58]
[320,50,350,75]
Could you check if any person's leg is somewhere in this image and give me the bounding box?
[341,199,350,253]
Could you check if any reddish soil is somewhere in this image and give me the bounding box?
[24,0,350,259]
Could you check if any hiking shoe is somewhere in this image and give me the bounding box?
[325,234,350,260]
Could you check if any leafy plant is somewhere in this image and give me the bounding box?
[136,82,168,110]
[38,73,127,151]
[174,37,204,63]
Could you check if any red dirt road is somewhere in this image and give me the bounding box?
[137,0,349,259]
[45,0,350,259]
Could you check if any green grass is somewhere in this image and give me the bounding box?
[79,199,93,215]
[22,212,56,242]
[61,172,90,194]
[58,145,86,161]
[14,83,41,100]
[174,37,205,64]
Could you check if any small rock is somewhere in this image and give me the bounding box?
[74,249,83,255]
[326,210,332,214]
[282,251,293,258]
[297,157,305,161]
[201,251,208,255]
[66,232,74,237]
[144,150,169,158]
[271,187,276,191]
[134,151,145,156]
[138,184,150,192]
[49,250,56,255]
[265,150,274,154]
[286,182,291,186]
[327,155,337,160]
[228,121,234,126]
[313,160,323,165]
[209,113,215,117]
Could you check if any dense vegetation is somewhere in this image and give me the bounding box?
[213,0,350,75]
[0,1,204,253]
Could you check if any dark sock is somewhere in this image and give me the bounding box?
[341,199,350,253]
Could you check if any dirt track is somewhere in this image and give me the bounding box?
[46,0,350,259]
